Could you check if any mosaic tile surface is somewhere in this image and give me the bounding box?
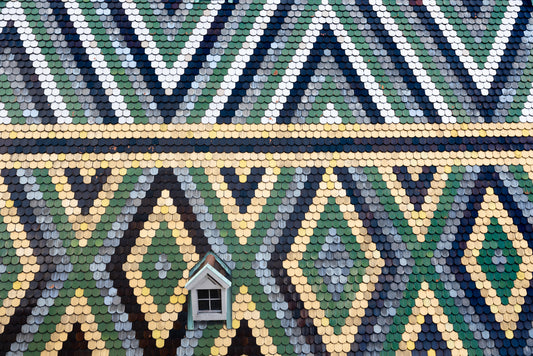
[0,0,533,355]
[0,0,531,125]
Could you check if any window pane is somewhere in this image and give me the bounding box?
[198,290,210,299]
[211,299,222,311]
[198,300,210,311]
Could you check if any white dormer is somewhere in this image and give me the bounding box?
[185,253,232,329]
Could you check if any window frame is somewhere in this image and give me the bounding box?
[197,289,222,312]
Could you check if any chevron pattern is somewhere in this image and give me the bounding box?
[0,0,531,125]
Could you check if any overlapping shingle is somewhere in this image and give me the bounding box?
[0,0,533,355]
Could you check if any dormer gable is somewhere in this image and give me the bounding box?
[185,253,232,329]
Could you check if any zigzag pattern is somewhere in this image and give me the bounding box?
[0,0,531,125]
[2,153,533,354]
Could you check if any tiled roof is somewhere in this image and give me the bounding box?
[0,0,533,355]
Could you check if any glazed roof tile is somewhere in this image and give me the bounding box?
[0,0,533,355]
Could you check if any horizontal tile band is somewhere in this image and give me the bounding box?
[1,136,531,154]
[2,123,532,140]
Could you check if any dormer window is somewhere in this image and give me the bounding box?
[185,253,232,329]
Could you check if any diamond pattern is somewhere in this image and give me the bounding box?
[2,158,533,353]
[313,228,354,302]
[461,186,533,338]
[123,190,199,346]
[284,175,385,353]
[477,218,522,304]
[301,205,370,332]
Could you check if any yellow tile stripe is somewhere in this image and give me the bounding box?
[398,282,467,355]
[0,177,39,334]
[379,165,448,243]
[2,122,532,140]
[43,289,109,355]
[49,167,125,247]
[1,151,533,172]
[211,286,282,356]
[206,166,279,245]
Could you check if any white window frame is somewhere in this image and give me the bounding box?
[185,254,232,329]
